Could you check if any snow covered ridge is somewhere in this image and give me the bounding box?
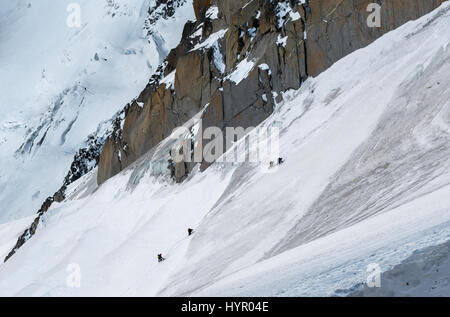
[0,0,195,224]
[145,0,188,34]
[0,2,449,296]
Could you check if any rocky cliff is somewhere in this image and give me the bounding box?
[97,0,446,185]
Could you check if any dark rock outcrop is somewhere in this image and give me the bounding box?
[145,0,189,35]
[4,185,66,262]
[305,0,446,76]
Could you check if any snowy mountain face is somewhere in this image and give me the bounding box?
[0,0,449,297]
[0,0,194,223]
[96,0,448,186]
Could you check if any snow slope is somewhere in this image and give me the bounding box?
[0,2,449,296]
[346,240,450,297]
[0,0,194,223]
[0,216,35,262]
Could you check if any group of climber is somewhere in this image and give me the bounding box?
[158,158,285,263]
[157,228,195,263]
[269,157,285,169]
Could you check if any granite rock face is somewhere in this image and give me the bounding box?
[193,0,212,19]
[97,0,446,185]
[305,0,446,76]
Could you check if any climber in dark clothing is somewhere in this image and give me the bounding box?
[188,228,195,236]
[158,254,165,263]
[270,158,285,168]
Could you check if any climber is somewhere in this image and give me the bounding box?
[188,228,195,236]
[157,254,166,263]
[269,158,285,169]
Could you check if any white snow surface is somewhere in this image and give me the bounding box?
[346,240,450,297]
[0,2,450,297]
[225,57,256,85]
[0,0,195,223]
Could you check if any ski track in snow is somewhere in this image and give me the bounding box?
[0,2,449,297]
